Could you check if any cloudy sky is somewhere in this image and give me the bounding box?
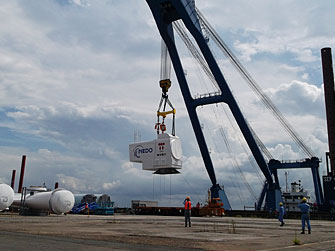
[0,0,334,209]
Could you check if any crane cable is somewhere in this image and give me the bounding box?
[174,20,272,161]
[198,107,257,203]
[184,42,247,205]
[197,109,247,204]
[211,108,259,201]
[216,105,266,184]
[177,23,260,202]
[174,21,219,91]
[156,40,176,136]
[196,8,315,158]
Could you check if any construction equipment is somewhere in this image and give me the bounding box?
[145,0,325,212]
[197,189,225,216]
[71,194,114,215]
[146,0,276,209]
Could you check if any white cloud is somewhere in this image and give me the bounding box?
[102,180,120,190]
[266,80,324,116]
[57,174,87,192]
[200,0,335,63]
[268,144,300,160]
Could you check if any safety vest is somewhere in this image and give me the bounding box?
[185,200,191,210]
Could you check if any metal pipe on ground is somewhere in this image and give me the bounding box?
[18,155,26,193]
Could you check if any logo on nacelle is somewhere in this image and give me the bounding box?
[133,145,153,158]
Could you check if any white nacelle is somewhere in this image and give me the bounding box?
[0,184,14,210]
[129,133,182,172]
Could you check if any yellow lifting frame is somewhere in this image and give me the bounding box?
[157,108,176,118]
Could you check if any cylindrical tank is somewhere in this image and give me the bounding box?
[0,184,15,210]
[24,188,75,214]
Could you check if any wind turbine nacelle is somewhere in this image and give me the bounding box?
[0,184,15,210]
[129,133,182,173]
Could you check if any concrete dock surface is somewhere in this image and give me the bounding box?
[0,213,334,250]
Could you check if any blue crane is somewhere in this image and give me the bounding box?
[266,158,324,209]
[145,0,282,210]
[145,0,324,211]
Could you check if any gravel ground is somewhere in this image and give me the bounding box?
[0,213,334,250]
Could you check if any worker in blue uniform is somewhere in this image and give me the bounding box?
[298,197,311,234]
[183,196,191,227]
[278,202,285,226]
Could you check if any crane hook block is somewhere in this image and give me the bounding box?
[159,79,171,93]
[129,133,182,174]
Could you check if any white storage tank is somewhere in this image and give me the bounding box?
[11,187,75,214]
[129,133,182,174]
[0,184,14,210]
